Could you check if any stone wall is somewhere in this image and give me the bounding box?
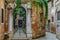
[56,1,60,39]
[31,3,46,38]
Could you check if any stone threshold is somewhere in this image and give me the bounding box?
[10,37,32,40]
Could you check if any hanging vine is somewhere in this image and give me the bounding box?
[43,0,48,20]
[13,0,48,27]
[32,0,48,20]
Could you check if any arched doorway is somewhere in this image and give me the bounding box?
[13,6,27,38]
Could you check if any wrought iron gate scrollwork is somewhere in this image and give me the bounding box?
[13,6,26,33]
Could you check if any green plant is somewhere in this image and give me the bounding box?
[13,0,48,27]
[32,0,48,20]
[13,0,21,27]
[13,0,26,28]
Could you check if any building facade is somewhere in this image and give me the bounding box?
[0,0,48,39]
[55,0,60,39]
[0,0,4,40]
[47,0,56,33]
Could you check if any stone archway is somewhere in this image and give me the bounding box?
[13,6,27,38]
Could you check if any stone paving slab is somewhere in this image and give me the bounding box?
[35,32,59,40]
[12,31,59,40]
[13,28,26,38]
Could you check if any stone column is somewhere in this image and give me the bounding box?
[26,3,32,38]
[8,8,13,33]
[21,3,32,38]
[8,6,14,40]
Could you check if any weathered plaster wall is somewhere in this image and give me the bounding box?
[0,0,4,40]
[0,0,4,23]
[32,3,46,38]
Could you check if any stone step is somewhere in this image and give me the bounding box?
[11,37,30,40]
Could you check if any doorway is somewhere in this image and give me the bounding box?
[13,6,27,38]
[48,20,50,32]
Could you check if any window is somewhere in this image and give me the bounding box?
[1,8,4,23]
[57,11,60,20]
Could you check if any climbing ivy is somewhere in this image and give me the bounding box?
[32,0,48,20]
[43,0,48,20]
[13,0,21,27]
[13,0,27,33]
[13,0,48,27]
[14,0,48,20]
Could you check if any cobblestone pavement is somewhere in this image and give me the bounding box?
[35,32,59,40]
